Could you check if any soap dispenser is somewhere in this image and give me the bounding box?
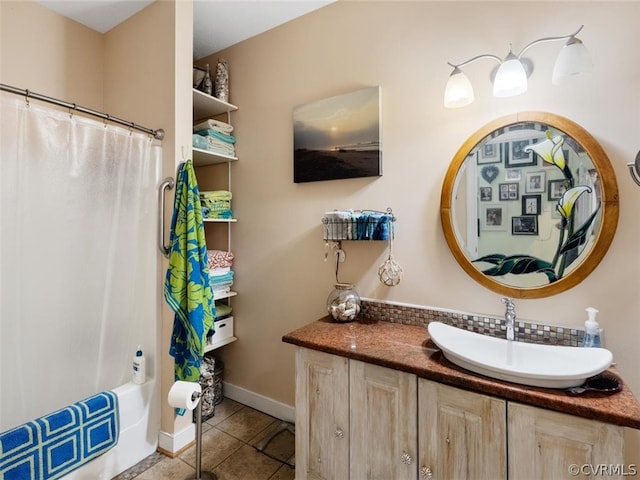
[582,307,602,348]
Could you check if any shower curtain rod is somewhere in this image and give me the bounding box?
[0,83,165,140]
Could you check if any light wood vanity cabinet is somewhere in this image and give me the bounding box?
[295,347,350,480]
[508,403,623,479]
[295,346,624,480]
[418,379,507,480]
[350,359,417,480]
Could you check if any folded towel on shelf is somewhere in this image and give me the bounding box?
[200,191,233,219]
[201,190,232,200]
[192,134,236,156]
[195,129,236,145]
[323,210,393,241]
[193,118,234,134]
[209,266,230,275]
[323,210,352,240]
[210,270,234,285]
[214,303,232,320]
[212,286,231,298]
[207,250,234,269]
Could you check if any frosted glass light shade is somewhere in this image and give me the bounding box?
[444,68,474,108]
[493,53,528,97]
[552,39,592,85]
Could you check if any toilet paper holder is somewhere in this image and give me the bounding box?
[169,382,217,480]
[190,390,216,480]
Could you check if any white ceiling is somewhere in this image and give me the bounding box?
[35,0,334,60]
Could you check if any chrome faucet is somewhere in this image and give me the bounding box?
[502,297,516,341]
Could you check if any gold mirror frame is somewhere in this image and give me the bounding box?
[440,112,619,299]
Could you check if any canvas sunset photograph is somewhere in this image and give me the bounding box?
[293,86,382,183]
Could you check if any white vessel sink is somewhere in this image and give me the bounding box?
[427,322,613,389]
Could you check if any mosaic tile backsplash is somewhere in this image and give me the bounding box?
[360,299,585,347]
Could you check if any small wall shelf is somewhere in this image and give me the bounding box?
[322,209,396,241]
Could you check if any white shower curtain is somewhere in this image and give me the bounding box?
[0,94,161,431]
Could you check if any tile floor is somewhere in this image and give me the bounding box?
[113,398,295,480]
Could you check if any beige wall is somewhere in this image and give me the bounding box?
[199,1,640,460]
[0,1,104,108]
[103,0,193,440]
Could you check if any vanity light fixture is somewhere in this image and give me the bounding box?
[443,25,592,108]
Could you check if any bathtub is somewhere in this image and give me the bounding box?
[62,381,159,480]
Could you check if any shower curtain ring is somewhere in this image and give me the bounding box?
[69,103,77,118]
[25,89,30,108]
[104,114,110,128]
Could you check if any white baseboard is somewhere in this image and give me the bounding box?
[223,381,295,424]
[158,423,195,456]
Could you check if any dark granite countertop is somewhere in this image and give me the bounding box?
[282,317,640,430]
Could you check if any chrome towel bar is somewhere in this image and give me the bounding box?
[159,177,175,257]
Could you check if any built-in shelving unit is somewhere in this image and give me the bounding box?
[193,86,239,352]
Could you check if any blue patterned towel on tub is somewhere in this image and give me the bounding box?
[0,391,119,480]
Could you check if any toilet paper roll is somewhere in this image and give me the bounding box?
[168,381,202,411]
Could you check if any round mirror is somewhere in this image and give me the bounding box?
[441,112,619,299]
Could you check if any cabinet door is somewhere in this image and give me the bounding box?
[418,379,506,480]
[295,347,349,480]
[508,402,624,480]
[350,360,418,480]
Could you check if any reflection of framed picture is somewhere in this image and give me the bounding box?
[521,194,541,215]
[505,169,521,181]
[512,215,538,235]
[482,204,505,231]
[499,182,519,201]
[477,142,500,164]
[525,171,545,193]
[548,179,568,201]
[479,186,492,201]
[505,141,537,167]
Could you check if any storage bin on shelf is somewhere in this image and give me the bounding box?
[322,209,395,241]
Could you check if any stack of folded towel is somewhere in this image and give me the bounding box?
[193,119,236,157]
[207,249,235,298]
[200,190,232,219]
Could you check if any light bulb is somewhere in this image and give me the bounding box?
[552,38,592,84]
[493,52,528,97]
[444,67,474,108]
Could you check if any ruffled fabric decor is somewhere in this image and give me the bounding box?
[164,160,215,385]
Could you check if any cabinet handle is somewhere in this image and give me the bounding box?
[420,466,433,479]
[400,451,413,465]
[334,429,344,439]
